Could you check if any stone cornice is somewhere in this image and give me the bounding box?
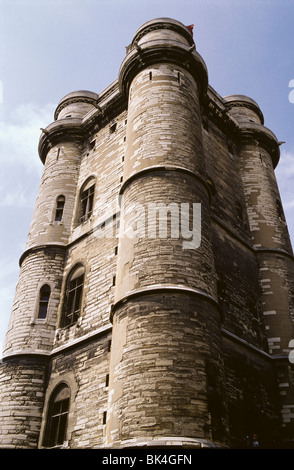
[119,164,210,199]
[38,118,84,164]
[54,90,99,120]
[202,90,280,168]
[224,94,264,125]
[237,122,280,167]
[38,83,125,164]
[38,44,279,171]
[119,40,208,100]
[130,18,195,50]
[110,284,219,323]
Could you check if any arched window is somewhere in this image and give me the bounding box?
[80,177,95,223]
[38,284,51,319]
[44,384,70,448]
[61,265,85,327]
[55,195,65,221]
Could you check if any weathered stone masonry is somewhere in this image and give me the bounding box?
[0,18,294,449]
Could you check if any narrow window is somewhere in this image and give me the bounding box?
[103,411,107,425]
[149,71,152,80]
[38,284,51,319]
[110,122,117,134]
[80,178,95,223]
[44,384,70,448]
[61,265,85,327]
[55,195,65,221]
[89,139,96,150]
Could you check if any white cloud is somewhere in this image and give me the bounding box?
[276,149,294,244]
[0,102,56,351]
[0,102,55,169]
[276,150,294,204]
[0,102,55,209]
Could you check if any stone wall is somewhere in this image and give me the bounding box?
[1,17,294,449]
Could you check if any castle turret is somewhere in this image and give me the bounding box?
[0,92,98,447]
[106,18,229,448]
[224,94,294,445]
[1,17,293,450]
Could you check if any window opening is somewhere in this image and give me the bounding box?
[80,180,95,222]
[110,122,117,133]
[45,385,70,448]
[55,195,65,221]
[38,284,51,319]
[89,139,96,150]
[62,265,85,327]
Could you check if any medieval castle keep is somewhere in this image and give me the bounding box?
[0,18,294,449]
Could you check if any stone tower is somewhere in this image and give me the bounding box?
[0,18,294,449]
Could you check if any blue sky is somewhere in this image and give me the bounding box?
[1,0,294,354]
